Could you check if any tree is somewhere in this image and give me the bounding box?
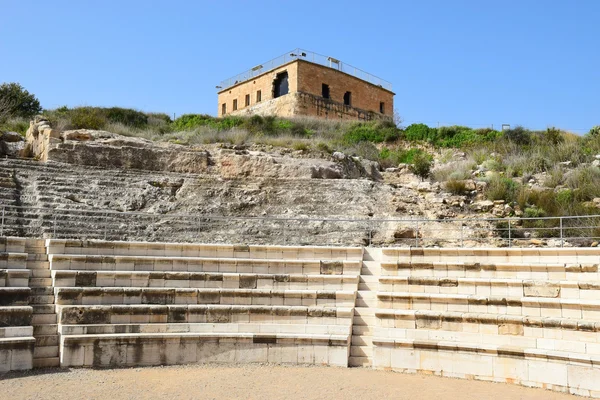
[0,82,42,121]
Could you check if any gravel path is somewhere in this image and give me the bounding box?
[0,364,577,400]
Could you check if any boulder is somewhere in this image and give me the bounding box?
[470,200,494,212]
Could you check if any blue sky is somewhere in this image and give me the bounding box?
[1,0,598,133]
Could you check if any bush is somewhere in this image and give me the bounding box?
[485,175,518,202]
[105,107,148,128]
[504,126,532,146]
[588,126,600,136]
[70,107,107,130]
[0,82,41,121]
[410,152,432,181]
[445,179,469,195]
[342,121,400,145]
[544,127,564,145]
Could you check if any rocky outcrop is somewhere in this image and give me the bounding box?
[0,131,26,157]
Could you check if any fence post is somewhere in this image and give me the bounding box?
[53,214,57,238]
[560,217,564,248]
[368,221,372,247]
[460,224,464,247]
[103,212,108,240]
[415,220,420,247]
[508,219,512,248]
[0,205,4,236]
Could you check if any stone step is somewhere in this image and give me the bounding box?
[29,295,55,304]
[30,287,53,295]
[357,291,376,299]
[359,275,379,283]
[355,297,378,308]
[35,335,59,347]
[352,326,372,336]
[33,357,60,368]
[348,356,371,367]
[34,345,59,358]
[350,345,373,357]
[358,282,377,291]
[30,277,52,287]
[351,336,372,346]
[34,324,58,336]
[27,261,50,270]
[353,307,375,316]
[27,254,49,262]
[353,315,375,326]
[32,304,55,314]
[31,269,51,278]
[32,313,57,324]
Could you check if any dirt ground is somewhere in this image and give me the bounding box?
[0,364,577,400]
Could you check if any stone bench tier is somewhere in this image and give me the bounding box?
[52,271,359,290]
[0,337,35,372]
[0,326,33,338]
[47,239,364,261]
[377,292,600,320]
[0,288,31,306]
[0,269,30,287]
[49,255,361,275]
[54,288,356,308]
[372,337,600,397]
[381,261,600,280]
[0,237,26,254]
[0,253,28,269]
[375,309,600,350]
[0,306,33,327]
[380,276,600,300]
[60,332,350,368]
[57,305,354,326]
[60,322,350,336]
[381,247,600,264]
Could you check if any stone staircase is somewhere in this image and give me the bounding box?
[349,247,380,367]
[25,239,59,368]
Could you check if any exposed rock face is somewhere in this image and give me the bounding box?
[0,131,26,157]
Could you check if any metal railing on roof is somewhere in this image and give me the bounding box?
[2,204,600,248]
[218,48,393,92]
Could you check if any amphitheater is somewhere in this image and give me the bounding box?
[1,126,600,398]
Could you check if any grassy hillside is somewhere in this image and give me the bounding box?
[3,106,600,222]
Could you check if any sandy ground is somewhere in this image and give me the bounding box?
[0,364,577,400]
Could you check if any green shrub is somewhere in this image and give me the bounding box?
[504,126,532,146]
[0,117,29,135]
[342,121,400,145]
[292,141,309,152]
[410,152,432,180]
[70,107,107,130]
[544,127,564,145]
[485,175,518,202]
[588,126,600,136]
[403,123,435,142]
[445,179,469,195]
[565,166,600,201]
[524,206,546,218]
[316,142,332,153]
[105,107,148,128]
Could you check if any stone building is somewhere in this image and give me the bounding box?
[217,49,394,121]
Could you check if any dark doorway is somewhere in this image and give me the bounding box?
[273,71,289,98]
[322,84,330,99]
[380,102,385,114]
[344,91,352,106]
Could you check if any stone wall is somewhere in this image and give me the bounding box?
[218,60,394,121]
[217,62,299,117]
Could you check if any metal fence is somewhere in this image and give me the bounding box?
[218,48,393,92]
[1,204,600,247]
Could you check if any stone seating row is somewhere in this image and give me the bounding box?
[60,322,351,336]
[0,253,28,269]
[0,237,26,253]
[375,309,600,345]
[0,285,34,372]
[48,240,364,261]
[377,291,600,319]
[382,261,600,280]
[58,305,353,326]
[49,255,361,275]
[54,288,356,308]
[382,247,600,263]
[61,332,350,368]
[372,337,600,396]
[0,269,30,287]
[379,276,600,300]
[53,271,359,290]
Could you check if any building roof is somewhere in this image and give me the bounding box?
[217,48,393,92]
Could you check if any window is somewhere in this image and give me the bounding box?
[245,94,250,107]
[273,71,289,98]
[221,103,226,115]
[343,91,352,106]
[379,102,385,114]
[233,99,238,111]
[322,84,330,99]
[256,90,262,102]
